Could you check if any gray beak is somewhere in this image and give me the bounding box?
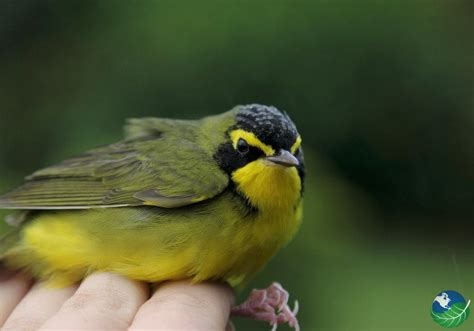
[266,150,300,167]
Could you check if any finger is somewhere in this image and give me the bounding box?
[40,272,149,330]
[0,268,32,326]
[2,281,78,330]
[226,320,236,331]
[130,280,234,330]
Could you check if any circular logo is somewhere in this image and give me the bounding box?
[431,290,470,328]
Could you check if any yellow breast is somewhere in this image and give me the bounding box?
[231,158,303,259]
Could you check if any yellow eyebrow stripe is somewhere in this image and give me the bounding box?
[230,129,275,156]
[291,135,302,154]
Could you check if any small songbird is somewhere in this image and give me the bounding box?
[0,104,304,329]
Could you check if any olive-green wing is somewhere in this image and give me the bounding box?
[0,135,229,210]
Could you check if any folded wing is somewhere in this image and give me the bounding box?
[0,132,229,210]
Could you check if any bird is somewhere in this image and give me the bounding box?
[0,104,304,329]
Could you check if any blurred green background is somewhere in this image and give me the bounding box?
[0,1,473,330]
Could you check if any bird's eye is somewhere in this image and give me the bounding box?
[237,138,249,154]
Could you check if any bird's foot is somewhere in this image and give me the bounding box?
[231,282,299,331]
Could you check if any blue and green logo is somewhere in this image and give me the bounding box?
[431,290,470,328]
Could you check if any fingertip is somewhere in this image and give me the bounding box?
[40,272,149,330]
[156,280,234,307]
[0,269,33,326]
[130,280,234,330]
[2,281,78,330]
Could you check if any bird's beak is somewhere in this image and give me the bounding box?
[265,150,300,167]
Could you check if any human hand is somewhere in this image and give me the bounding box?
[0,267,234,330]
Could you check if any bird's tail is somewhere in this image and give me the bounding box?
[0,212,24,259]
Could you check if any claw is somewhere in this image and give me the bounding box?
[231,282,300,331]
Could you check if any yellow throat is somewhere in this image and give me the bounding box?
[232,159,301,213]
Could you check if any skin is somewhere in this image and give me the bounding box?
[0,266,234,331]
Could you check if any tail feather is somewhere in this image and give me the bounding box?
[0,212,24,258]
